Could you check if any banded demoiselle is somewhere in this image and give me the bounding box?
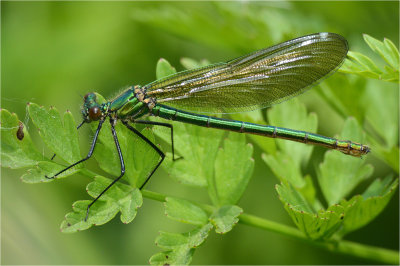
[46,32,370,221]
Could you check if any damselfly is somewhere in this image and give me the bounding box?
[46,32,370,221]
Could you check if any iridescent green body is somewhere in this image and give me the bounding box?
[87,32,371,157]
[102,84,368,157]
[51,33,370,221]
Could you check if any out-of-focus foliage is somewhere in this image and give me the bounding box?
[2,1,398,265]
[341,34,399,83]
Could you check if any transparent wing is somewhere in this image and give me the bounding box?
[145,32,348,113]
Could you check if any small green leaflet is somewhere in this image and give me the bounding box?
[1,109,43,169]
[61,176,143,233]
[0,105,81,182]
[275,118,398,239]
[318,118,373,205]
[28,103,81,164]
[340,35,399,83]
[164,197,209,226]
[150,223,213,266]
[156,195,243,265]
[211,132,254,206]
[210,205,243,234]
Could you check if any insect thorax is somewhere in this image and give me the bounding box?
[112,85,156,120]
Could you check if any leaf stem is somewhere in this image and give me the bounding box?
[239,212,399,264]
[142,189,399,265]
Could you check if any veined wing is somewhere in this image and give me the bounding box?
[145,32,348,113]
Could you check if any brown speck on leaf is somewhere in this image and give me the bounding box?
[67,223,71,226]
[17,122,24,140]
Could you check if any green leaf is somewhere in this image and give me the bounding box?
[151,223,213,266]
[363,34,398,70]
[262,151,304,188]
[318,118,373,205]
[150,248,194,266]
[92,121,160,188]
[209,205,242,234]
[340,35,399,83]
[153,121,224,187]
[21,161,78,183]
[298,175,323,211]
[60,175,143,232]
[0,109,43,168]
[277,172,399,240]
[211,133,254,206]
[0,107,81,182]
[262,98,317,191]
[276,181,344,240]
[164,197,209,226]
[267,98,318,167]
[384,38,400,70]
[156,58,177,80]
[180,57,210,70]
[362,175,396,198]
[155,231,189,249]
[156,223,213,250]
[341,51,382,79]
[27,103,81,164]
[340,176,398,235]
[363,82,398,149]
[275,181,314,214]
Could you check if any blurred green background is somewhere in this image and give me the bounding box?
[2,1,398,264]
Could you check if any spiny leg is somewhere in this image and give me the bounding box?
[122,120,165,189]
[85,118,125,221]
[45,119,104,179]
[133,120,182,161]
[50,120,86,161]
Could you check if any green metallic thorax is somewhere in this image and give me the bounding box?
[109,86,151,120]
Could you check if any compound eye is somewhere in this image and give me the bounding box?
[88,106,101,121]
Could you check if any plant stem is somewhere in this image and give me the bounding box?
[142,189,399,265]
[239,212,399,265]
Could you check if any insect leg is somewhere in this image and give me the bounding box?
[45,119,104,179]
[85,118,125,221]
[122,120,165,189]
[133,120,182,161]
